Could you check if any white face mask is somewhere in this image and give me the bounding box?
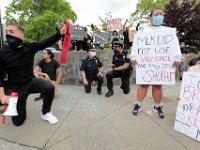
[90,52,96,57]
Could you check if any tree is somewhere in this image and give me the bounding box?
[98,12,113,31]
[4,0,77,41]
[132,0,200,51]
[164,0,200,51]
[131,0,170,22]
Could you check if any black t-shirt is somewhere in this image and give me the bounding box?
[0,31,61,88]
[123,31,132,50]
[82,34,92,51]
[123,31,132,47]
[38,59,60,81]
[80,56,103,77]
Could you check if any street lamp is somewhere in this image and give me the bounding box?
[0,4,4,47]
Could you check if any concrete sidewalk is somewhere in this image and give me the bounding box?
[0,82,199,150]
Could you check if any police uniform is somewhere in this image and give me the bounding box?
[80,56,103,93]
[106,42,133,97]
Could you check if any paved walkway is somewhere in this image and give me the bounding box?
[0,82,200,150]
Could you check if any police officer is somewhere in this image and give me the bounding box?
[105,42,133,97]
[80,46,103,95]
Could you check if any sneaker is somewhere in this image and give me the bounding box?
[153,106,165,118]
[132,104,141,115]
[41,112,58,124]
[105,90,114,97]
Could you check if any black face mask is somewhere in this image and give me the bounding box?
[6,34,23,48]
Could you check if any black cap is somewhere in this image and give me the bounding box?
[114,41,123,47]
[87,45,96,52]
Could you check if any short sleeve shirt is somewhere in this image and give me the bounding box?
[38,59,60,81]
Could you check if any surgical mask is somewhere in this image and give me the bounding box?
[152,15,164,26]
[90,52,96,57]
[6,34,23,48]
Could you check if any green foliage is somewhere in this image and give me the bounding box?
[132,0,200,51]
[4,0,77,41]
[165,0,200,51]
[98,12,112,31]
[131,0,170,21]
[90,24,98,32]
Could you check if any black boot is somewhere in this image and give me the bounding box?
[34,94,43,101]
[105,90,114,97]
[97,90,102,95]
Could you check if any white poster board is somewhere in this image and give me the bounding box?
[174,72,200,142]
[132,28,180,85]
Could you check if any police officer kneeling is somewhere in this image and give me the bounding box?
[105,42,133,97]
[80,47,103,95]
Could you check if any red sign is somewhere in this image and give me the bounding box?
[107,18,122,31]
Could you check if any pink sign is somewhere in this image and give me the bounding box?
[107,18,122,31]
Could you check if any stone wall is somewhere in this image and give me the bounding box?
[34,51,199,85]
[34,51,136,85]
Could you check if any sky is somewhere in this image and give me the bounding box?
[1,0,139,25]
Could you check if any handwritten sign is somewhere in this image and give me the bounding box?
[94,32,108,44]
[131,28,180,85]
[107,18,122,31]
[174,72,200,142]
[71,25,84,40]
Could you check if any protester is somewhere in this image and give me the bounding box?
[110,31,120,50]
[0,23,66,126]
[82,27,93,51]
[80,46,103,95]
[129,9,181,118]
[188,52,200,68]
[105,42,133,97]
[188,60,200,72]
[34,48,62,100]
[122,19,132,51]
[178,42,189,80]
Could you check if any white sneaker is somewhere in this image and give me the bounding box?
[41,112,58,125]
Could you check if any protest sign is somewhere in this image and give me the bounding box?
[174,72,200,142]
[71,25,84,40]
[107,18,122,31]
[94,32,108,44]
[131,28,180,85]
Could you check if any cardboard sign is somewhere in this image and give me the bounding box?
[94,32,108,44]
[174,72,200,142]
[131,28,180,85]
[71,25,84,40]
[107,18,122,31]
